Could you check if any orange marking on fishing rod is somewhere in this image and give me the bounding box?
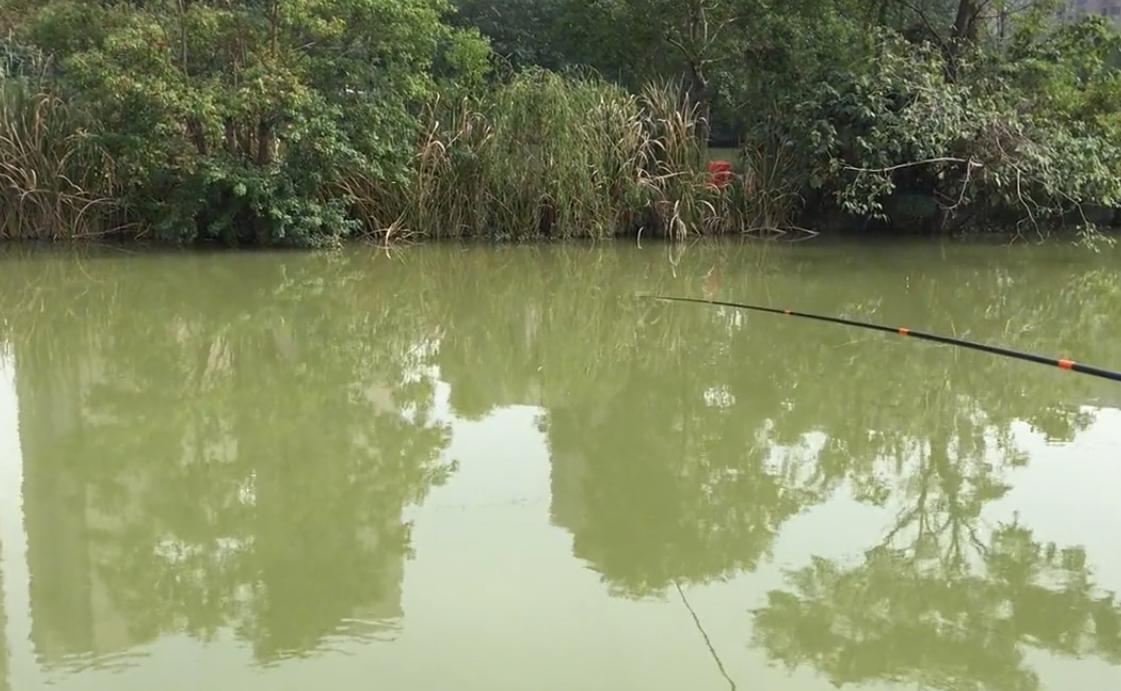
[644,295,1121,384]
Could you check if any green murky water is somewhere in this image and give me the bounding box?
[1,241,1120,691]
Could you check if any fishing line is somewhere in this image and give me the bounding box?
[673,581,737,691]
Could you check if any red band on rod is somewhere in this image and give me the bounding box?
[1058,359,1075,370]
[898,328,910,336]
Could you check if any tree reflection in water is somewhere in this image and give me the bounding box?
[420,244,1121,688]
[0,251,453,664]
[754,521,1121,691]
[0,243,1119,689]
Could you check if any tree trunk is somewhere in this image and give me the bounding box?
[186,117,207,156]
[256,120,275,166]
[241,124,255,160]
[270,0,281,56]
[224,118,237,155]
[686,64,713,145]
[945,0,981,79]
[952,0,979,44]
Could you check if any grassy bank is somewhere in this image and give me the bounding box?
[3,63,1119,245]
[2,2,1121,246]
[1,71,801,244]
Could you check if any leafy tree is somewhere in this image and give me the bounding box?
[446,0,1121,232]
[8,0,489,244]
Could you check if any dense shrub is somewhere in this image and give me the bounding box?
[787,22,1121,233]
[3,0,489,245]
[2,1,1121,243]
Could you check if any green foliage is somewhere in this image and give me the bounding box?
[0,79,119,239]
[388,71,734,240]
[3,0,1121,241]
[729,6,1121,233]
[450,0,1121,235]
[4,0,489,245]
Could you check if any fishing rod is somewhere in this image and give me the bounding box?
[644,295,1121,384]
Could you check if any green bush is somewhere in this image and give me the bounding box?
[4,1,1121,243]
[5,0,489,245]
[735,13,1121,234]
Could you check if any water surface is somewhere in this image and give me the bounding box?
[1,241,1120,691]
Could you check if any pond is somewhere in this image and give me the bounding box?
[0,241,1120,691]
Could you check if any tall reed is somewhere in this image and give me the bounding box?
[1,67,786,243]
[638,81,710,240]
[0,81,118,240]
[377,71,728,241]
[705,139,808,238]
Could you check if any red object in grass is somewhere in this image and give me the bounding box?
[707,160,734,189]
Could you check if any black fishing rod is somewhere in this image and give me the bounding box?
[645,295,1121,384]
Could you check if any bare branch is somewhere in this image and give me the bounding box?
[844,157,983,174]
